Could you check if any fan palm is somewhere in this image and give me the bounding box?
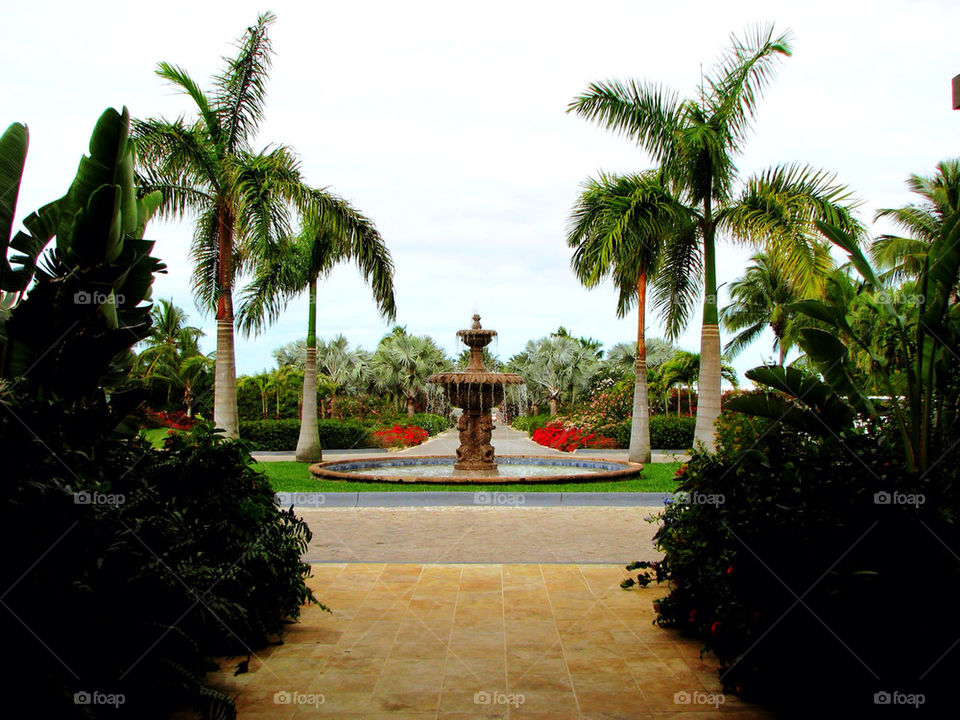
[133,12,338,438]
[237,203,395,461]
[370,331,449,417]
[317,335,371,417]
[568,170,686,462]
[513,335,599,415]
[569,25,861,450]
[720,252,805,364]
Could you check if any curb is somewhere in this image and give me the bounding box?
[276,491,670,508]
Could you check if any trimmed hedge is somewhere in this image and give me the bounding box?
[240,418,372,450]
[513,413,552,436]
[612,415,696,449]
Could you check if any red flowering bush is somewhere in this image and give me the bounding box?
[142,407,196,431]
[531,422,617,452]
[373,424,429,448]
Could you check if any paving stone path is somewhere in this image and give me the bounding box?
[207,425,781,717]
[198,564,777,719]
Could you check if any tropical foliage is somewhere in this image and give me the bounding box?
[508,333,599,414]
[237,190,396,461]
[627,159,960,714]
[567,171,682,462]
[133,12,339,439]
[0,108,316,719]
[569,25,861,450]
[370,327,450,417]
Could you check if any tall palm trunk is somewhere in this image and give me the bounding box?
[296,278,322,462]
[213,205,239,438]
[695,212,722,451]
[629,273,651,463]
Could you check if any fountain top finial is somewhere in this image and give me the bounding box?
[471,314,482,329]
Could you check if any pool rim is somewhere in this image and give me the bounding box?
[308,454,644,485]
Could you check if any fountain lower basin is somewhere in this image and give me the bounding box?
[308,456,643,484]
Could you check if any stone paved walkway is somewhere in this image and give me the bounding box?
[212,425,779,718]
[202,563,777,719]
[300,506,663,564]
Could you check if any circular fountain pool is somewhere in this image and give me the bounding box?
[309,455,642,484]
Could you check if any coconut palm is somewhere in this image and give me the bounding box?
[569,25,861,450]
[658,350,738,416]
[720,252,805,364]
[568,170,686,462]
[370,331,449,417]
[133,12,338,438]
[135,299,211,411]
[237,203,395,461]
[238,372,271,419]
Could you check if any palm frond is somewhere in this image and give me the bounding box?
[651,222,702,339]
[155,62,223,146]
[721,163,862,293]
[300,189,397,321]
[568,80,681,167]
[215,11,276,153]
[702,24,792,154]
[567,170,686,317]
[235,237,308,336]
[232,146,303,269]
[131,118,219,216]
[189,206,221,314]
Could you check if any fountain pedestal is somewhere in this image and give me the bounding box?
[428,315,524,472]
[455,411,495,471]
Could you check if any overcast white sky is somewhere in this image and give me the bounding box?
[4,0,958,378]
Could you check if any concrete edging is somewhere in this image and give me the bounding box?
[276,491,670,508]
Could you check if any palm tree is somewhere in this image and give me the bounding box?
[238,206,396,461]
[568,171,685,462]
[370,331,449,417]
[133,12,330,438]
[872,160,960,283]
[272,339,307,370]
[512,335,599,415]
[136,299,210,411]
[569,25,860,450]
[720,252,805,365]
[317,335,372,418]
[658,350,738,416]
[238,372,271,419]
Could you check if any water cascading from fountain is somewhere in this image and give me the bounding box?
[427,314,525,471]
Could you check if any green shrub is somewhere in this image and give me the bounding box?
[612,416,696,449]
[240,418,373,450]
[625,421,960,715]
[649,415,696,448]
[513,413,552,435]
[0,105,322,718]
[610,421,631,448]
[404,412,452,436]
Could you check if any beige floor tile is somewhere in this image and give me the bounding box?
[221,561,783,719]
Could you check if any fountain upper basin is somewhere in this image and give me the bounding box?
[308,455,643,484]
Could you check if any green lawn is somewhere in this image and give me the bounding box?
[255,460,682,493]
[140,427,180,448]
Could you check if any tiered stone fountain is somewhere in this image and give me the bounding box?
[308,315,642,484]
[427,315,524,471]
